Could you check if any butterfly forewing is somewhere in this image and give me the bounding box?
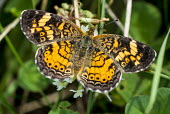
[93,34,156,73]
[20,10,84,46]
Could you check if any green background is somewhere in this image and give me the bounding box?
[0,0,170,114]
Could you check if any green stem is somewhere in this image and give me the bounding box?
[39,90,52,108]
[0,24,23,66]
[99,0,106,34]
[147,70,170,80]
[159,73,170,80]
[32,0,35,9]
[52,92,61,110]
[97,0,101,18]
[86,91,94,114]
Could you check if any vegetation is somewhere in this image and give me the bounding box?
[0,0,170,114]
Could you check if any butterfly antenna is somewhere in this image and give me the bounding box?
[98,19,119,29]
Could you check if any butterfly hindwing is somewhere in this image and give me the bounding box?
[35,41,76,80]
[77,47,122,93]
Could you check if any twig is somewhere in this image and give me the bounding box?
[41,0,48,11]
[73,0,80,27]
[19,91,29,114]
[18,86,75,113]
[18,92,59,113]
[0,18,19,42]
[124,0,132,37]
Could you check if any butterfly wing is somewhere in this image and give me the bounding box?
[20,10,84,46]
[35,40,77,81]
[93,34,156,73]
[77,47,122,93]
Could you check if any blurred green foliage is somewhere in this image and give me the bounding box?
[0,0,169,114]
[125,88,170,114]
[18,60,50,92]
[49,101,79,114]
[130,1,161,43]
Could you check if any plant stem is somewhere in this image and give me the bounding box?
[0,23,23,66]
[86,91,94,114]
[124,0,132,37]
[99,0,106,34]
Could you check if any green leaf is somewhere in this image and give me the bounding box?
[151,34,170,51]
[18,60,50,92]
[125,88,170,114]
[125,96,158,114]
[4,81,18,97]
[49,101,79,114]
[130,1,161,43]
[116,72,152,102]
[58,101,71,109]
[156,88,170,113]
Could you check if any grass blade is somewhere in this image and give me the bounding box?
[145,27,170,114]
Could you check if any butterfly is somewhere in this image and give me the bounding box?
[20,9,156,94]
